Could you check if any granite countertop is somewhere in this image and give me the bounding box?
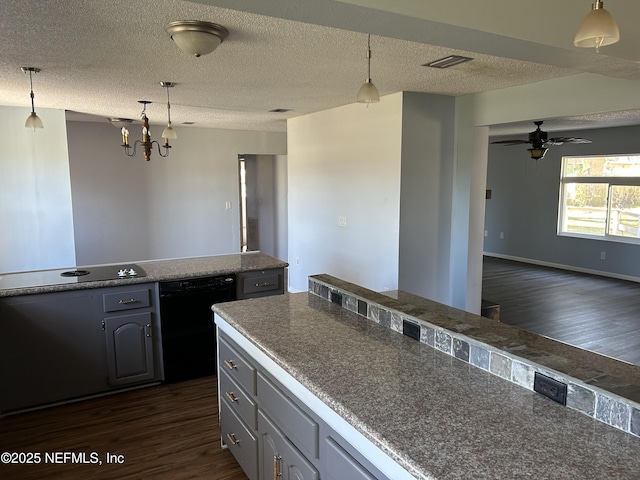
[0,252,288,297]
[214,292,640,480]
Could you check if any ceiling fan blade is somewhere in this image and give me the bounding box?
[490,139,531,146]
[546,137,592,145]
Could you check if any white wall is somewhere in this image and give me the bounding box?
[287,93,403,293]
[0,107,75,273]
[67,120,286,265]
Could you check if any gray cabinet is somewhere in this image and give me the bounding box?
[101,284,158,387]
[259,409,319,480]
[0,289,108,413]
[0,283,161,414]
[236,268,284,299]
[217,330,384,480]
[104,312,155,386]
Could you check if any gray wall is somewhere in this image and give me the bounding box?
[66,120,286,266]
[398,92,456,302]
[484,124,640,279]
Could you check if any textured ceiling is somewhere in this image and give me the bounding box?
[1,0,639,133]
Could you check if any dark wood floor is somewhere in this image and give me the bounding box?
[482,256,640,366]
[0,377,248,480]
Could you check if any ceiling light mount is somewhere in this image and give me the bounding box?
[574,1,620,53]
[356,34,380,105]
[166,20,229,57]
[22,67,43,130]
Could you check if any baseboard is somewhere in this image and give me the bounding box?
[483,252,640,284]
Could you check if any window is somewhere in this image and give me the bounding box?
[558,155,640,244]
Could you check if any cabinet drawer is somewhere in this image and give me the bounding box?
[103,288,151,312]
[325,436,377,480]
[237,269,284,299]
[219,336,257,395]
[220,402,258,480]
[257,372,319,459]
[219,369,257,429]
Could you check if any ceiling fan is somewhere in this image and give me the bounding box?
[491,121,592,160]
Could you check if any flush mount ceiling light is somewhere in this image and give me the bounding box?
[165,20,229,57]
[356,34,380,105]
[21,67,43,130]
[120,82,176,162]
[574,1,620,53]
[108,118,133,129]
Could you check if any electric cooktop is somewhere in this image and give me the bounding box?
[0,264,146,291]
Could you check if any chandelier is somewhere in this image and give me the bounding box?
[120,82,177,161]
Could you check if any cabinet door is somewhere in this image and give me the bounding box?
[104,312,155,386]
[259,410,318,480]
[0,291,108,413]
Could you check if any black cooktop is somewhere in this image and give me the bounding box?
[0,264,146,291]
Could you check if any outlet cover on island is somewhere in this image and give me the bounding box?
[338,216,347,227]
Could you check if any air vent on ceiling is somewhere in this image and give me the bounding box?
[181,121,196,125]
[269,108,292,113]
[423,55,473,69]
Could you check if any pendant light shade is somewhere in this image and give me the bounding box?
[22,67,43,129]
[357,34,380,104]
[166,20,229,57]
[357,81,380,104]
[574,1,620,52]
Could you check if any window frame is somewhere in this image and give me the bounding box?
[558,155,640,245]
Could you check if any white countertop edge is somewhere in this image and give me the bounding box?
[215,315,421,480]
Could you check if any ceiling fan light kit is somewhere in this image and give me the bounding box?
[491,121,592,160]
[574,1,620,52]
[165,20,229,57]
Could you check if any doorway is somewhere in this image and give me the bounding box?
[238,154,288,261]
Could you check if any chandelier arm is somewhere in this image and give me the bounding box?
[153,140,171,158]
[123,140,138,157]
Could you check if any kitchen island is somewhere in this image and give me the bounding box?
[214,285,640,479]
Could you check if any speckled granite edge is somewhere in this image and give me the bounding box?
[0,252,288,297]
[309,274,640,439]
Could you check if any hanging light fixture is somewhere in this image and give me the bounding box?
[160,82,177,141]
[22,67,44,129]
[356,34,380,104]
[165,20,229,57]
[574,1,620,53]
[120,82,176,161]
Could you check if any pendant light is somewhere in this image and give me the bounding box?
[22,67,44,129]
[356,34,380,104]
[574,1,620,53]
[161,81,177,142]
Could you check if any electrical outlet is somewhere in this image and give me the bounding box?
[500,232,504,239]
[534,372,567,405]
[338,216,347,227]
[402,320,420,340]
[484,230,488,237]
[600,251,606,260]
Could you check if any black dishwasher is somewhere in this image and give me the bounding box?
[159,274,236,382]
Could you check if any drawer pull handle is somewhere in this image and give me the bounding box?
[225,391,238,403]
[255,282,272,287]
[226,432,239,446]
[118,298,138,304]
[224,359,236,370]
